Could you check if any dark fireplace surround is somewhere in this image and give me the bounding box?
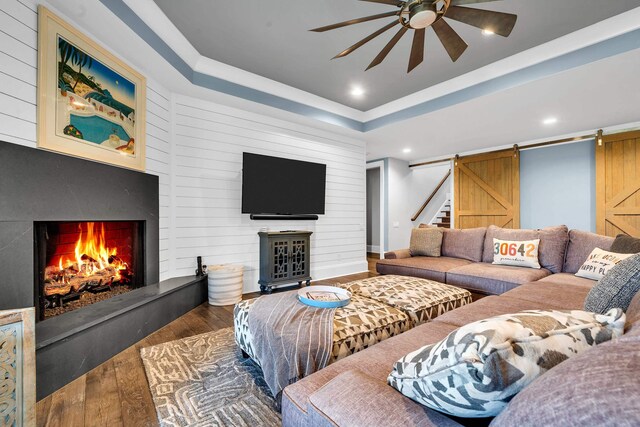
[0,141,207,399]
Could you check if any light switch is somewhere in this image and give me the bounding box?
[393,221,399,228]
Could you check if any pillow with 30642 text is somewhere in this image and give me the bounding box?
[387,308,625,418]
[575,247,634,280]
[492,238,541,269]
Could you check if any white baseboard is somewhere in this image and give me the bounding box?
[313,260,370,281]
[367,245,380,253]
[241,260,369,294]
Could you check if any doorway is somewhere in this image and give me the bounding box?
[366,161,385,259]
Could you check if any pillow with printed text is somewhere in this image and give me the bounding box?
[575,247,634,280]
[492,238,541,269]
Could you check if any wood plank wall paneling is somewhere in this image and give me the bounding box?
[0,0,368,290]
[172,95,367,291]
[0,0,172,280]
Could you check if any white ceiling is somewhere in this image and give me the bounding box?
[365,48,640,162]
[151,0,640,110]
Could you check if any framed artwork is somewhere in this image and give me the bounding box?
[37,6,146,171]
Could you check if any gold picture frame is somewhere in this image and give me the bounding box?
[37,6,146,171]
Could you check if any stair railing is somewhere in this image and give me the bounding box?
[411,169,451,222]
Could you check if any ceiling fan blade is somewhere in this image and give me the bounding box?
[445,5,517,37]
[407,29,425,72]
[333,21,399,59]
[310,11,399,32]
[359,0,404,6]
[450,0,502,5]
[432,18,468,62]
[366,26,408,70]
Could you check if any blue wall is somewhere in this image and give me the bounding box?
[520,139,595,232]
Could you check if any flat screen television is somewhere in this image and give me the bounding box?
[242,152,326,216]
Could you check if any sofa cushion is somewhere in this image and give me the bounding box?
[446,263,551,295]
[584,254,640,314]
[441,227,486,262]
[281,321,458,426]
[502,281,591,310]
[376,256,472,283]
[410,228,444,257]
[482,225,568,273]
[433,295,556,328]
[491,328,640,427]
[610,233,640,254]
[307,370,463,427]
[492,238,541,269]
[563,229,615,274]
[536,272,597,289]
[388,308,625,418]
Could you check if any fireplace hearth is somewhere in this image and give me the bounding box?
[1,141,207,400]
[35,221,145,320]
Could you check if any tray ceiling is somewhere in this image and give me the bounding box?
[152,0,640,110]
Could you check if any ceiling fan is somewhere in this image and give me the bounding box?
[310,0,518,73]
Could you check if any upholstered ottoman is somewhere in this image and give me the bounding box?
[234,275,471,366]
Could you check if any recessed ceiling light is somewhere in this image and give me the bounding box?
[543,117,558,125]
[350,86,365,97]
[403,148,412,154]
[482,29,495,36]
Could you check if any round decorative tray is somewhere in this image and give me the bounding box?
[297,286,351,308]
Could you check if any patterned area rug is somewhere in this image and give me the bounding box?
[140,328,281,427]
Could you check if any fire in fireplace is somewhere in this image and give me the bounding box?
[35,221,145,320]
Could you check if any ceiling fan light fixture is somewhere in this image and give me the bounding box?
[409,2,437,29]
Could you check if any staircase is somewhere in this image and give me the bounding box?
[432,199,451,229]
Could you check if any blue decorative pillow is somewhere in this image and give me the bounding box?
[584,254,640,314]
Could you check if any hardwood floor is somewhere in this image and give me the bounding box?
[36,258,379,427]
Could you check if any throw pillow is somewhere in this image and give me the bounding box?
[610,233,640,254]
[575,248,634,280]
[492,238,541,269]
[481,225,568,273]
[387,308,625,418]
[409,228,443,257]
[584,254,640,314]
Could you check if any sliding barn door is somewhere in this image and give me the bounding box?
[454,148,520,229]
[596,130,640,237]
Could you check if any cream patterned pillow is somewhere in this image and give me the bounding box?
[409,228,443,257]
[388,308,625,418]
[492,238,541,269]
[575,247,633,280]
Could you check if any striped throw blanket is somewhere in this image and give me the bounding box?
[247,290,336,403]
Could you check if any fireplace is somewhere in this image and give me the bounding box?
[35,221,145,321]
[1,141,208,400]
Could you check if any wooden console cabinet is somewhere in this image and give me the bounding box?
[258,231,312,293]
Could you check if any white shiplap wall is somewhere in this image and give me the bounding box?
[172,94,367,292]
[0,0,368,290]
[0,0,172,280]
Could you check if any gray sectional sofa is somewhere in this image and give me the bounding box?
[377,225,613,295]
[280,226,640,426]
